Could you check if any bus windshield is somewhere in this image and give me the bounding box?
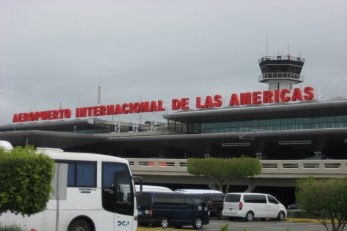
[102,162,134,216]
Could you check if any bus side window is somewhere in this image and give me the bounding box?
[67,161,96,187]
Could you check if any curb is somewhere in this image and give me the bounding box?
[286,218,319,223]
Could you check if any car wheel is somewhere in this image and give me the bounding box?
[245,211,254,222]
[277,211,285,221]
[160,217,169,229]
[193,217,203,229]
[218,210,225,220]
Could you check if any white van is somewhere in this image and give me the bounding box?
[175,189,222,194]
[135,185,173,192]
[222,193,287,222]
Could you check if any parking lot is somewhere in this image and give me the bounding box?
[137,218,347,231]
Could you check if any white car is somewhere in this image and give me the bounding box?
[222,193,287,221]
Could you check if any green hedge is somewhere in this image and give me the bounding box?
[287,210,316,219]
[0,146,54,216]
[0,224,24,231]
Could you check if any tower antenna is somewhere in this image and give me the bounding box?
[98,68,102,105]
[266,32,269,56]
[98,85,101,105]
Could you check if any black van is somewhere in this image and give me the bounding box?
[137,192,210,229]
[175,189,225,219]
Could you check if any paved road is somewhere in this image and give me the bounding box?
[204,219,344,231]
[138,218,347,231]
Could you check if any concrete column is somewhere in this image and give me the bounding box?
[314,151,322,159]
[256,152,262,159]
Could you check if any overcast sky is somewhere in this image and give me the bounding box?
[1,0,346,125]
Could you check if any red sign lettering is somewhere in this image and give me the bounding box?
[196,95,223,109]
[12,87,315,123]
[12,109,71,123]
[172,98,189,110]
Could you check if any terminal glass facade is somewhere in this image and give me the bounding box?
[183,114,347,134]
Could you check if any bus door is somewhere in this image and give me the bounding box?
[102,162,136,231]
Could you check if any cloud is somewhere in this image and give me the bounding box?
[1,0,346,125]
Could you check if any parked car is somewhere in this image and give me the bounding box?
[222,193,287,222]
[175,189,225,219]
[137,191,210,229]
[287,203,299,210]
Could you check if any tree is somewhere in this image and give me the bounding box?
[0,146,55,216]
[187,157,262,193]
[296,177,347,231]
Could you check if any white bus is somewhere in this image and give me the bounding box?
[0,147,138,231]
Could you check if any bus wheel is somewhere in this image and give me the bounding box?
[160,217,169,229]
[193,217,203,229]
[68,218,93,231]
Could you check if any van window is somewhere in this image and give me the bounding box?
[154,195,189,207]
[244,195,266,203]
[225,194,241,202]
[211,194,225,202]
[185,198,194,206]
[192,197,204,205]
[267,195,279,204]
[137,193,151,207]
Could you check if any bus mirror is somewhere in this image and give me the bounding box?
[132,176,143,192]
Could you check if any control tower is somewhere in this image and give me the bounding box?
[258,55,305,91]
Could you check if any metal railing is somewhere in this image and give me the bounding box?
[258,56,305,63]
[258,72,304,82]
[128,158,347,178]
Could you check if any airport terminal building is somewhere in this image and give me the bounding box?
[1,55,346,204]
[1,97,347,161]
[1,55,346,161]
